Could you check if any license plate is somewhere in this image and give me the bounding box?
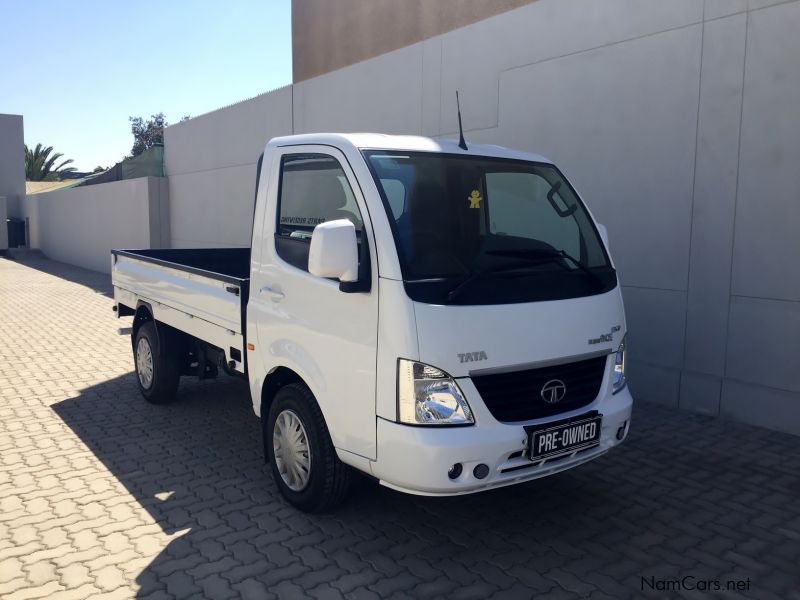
[528,414,602,460]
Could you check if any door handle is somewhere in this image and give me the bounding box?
[259,286,285,302]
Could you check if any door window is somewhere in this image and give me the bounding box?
[276,153,364,271]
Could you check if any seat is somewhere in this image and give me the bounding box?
[404,181,465,276]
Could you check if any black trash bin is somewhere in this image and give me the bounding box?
[7,218,26,248]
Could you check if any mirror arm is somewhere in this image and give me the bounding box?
[547,181,578,217]
[339,231,371,293]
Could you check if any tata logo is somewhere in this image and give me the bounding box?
[458,351,488,363]
[540,379,567,404]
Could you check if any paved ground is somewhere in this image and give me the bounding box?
[0,254,799,600]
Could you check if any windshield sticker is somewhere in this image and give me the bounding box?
[468,190,483,209]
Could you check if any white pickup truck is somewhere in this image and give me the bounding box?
[112,133,633,512]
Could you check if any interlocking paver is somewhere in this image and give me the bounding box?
[0,556,25,583]
[197,573,236,599]
[2,253,800,600]
[48,582,98,600]
[23,560,59,586]
[0,577,29,597]
[4,579,65,600]
[92,564,126,592]
[161,569,201,597]
[232,577,275,600]
[58,562,93,588]
[306,583,345,600]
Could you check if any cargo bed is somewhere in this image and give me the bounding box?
[111,248,250,373]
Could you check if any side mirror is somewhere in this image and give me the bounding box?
[596,223,609,248]
[308,219,358,282]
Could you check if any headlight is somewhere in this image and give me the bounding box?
[397,359,474,425]
[612,335,627,394]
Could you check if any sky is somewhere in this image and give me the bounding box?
[0,0,292,171]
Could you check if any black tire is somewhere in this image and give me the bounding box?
[266,383,351,512]
[134,321,180,404]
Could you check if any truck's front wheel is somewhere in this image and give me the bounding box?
[134,322,179,404]
[266,383,350,512]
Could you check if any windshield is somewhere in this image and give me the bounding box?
[363,150,616,305]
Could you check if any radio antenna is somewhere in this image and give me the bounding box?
[456,91,468,151]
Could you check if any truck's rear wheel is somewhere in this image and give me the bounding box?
[266,383,350,512]
[134,322,179,404]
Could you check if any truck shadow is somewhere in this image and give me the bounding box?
[52,376,798,598]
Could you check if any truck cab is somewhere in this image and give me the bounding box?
[113,133,633,512]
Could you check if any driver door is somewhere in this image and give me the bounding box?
[251,145,379,460]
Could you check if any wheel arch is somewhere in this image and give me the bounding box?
[132,301,155,350]
[260,366,307,463]
[260,366,305,419]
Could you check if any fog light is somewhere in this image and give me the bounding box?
[448,463,463,480]
[473,464,489,480]
[616,421,628,441]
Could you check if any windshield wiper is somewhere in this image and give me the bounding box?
[486,248,607,288]
[443,249,609,303]
[445,262,545,303]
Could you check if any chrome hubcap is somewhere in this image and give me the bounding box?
[136,337,154,389]
[273,409,311,491]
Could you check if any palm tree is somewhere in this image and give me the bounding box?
[24,143,77,181]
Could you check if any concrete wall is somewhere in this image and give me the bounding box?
[163,87,293,248]
[25,177,169,273]
[291,0,536,82]
[0,114,25,219]
[0,197,8,251]
[158,0,800,434]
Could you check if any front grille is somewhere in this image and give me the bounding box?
[471,355,608,422]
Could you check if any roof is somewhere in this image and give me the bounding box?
[25,180,82,195]
[269,133,554,164]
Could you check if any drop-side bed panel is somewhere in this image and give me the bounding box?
[111,249,249,373]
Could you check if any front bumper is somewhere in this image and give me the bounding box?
[370,381,633,496]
